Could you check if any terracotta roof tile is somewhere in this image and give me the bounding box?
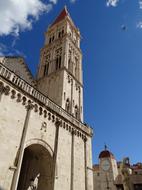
[99,150,115,159]
[51,7,68,27]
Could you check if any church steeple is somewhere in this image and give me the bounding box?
[37,7,83,121]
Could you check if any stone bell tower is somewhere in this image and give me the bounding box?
[37,6,83,121]
[93,148,119,190]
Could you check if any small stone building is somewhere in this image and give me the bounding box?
[93,149,142,190]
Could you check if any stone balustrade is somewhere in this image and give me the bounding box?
[0,63,93,136]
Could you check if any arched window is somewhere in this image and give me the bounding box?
[49,38,51,44]
[75,105,78,119]
[59,56,61,69]
[64,92,66,100]
[44,63,49,76]
[68,50,72,72]
[55,56,61,70]
[55,48,62,70]
[56,57,59,70]
[62,30,64,36]
[68,58,71,71]
[75,57,78,78]
[65,98,70,113]
[43,53,50,76]
[75,65,77,78]
[58,28,64,38]
[58,32,61,38]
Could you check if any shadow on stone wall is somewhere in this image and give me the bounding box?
[0,186,4,190]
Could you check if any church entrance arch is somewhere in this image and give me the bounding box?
[17,143,53,190]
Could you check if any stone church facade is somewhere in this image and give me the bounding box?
[0,7,93,190]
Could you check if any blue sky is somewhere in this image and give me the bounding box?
[0,0,142,164]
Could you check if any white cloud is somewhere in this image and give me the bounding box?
[139,0,142,9]
[49,0,58,4]
[70,0,77,3]
[106,0,119,7]
[0,43,26,57]
[0,43,7,56]
[0,0,52,36]
[136,21,142,29]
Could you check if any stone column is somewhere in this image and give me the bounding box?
[10,103,34,190]
[70,130,74,190]
[84,136,88,190]
[78,87,81,120]
[71,50,73,74]
[51,120,61,190]
[70,79,73,114]
[63,39,68,68]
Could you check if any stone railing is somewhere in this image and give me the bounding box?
[0,63,93,136]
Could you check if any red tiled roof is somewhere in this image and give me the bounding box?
[99,150,115,159]
[131,163,142,170]
[51,7,69,27]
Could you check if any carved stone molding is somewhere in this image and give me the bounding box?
[41,122,47,132]
[4,85,10,95]
[83,136,87,142]
[43,110,47,118]
[0,79,90,140]
[48,112,51,120]
[34,104,38,112]
[11,89,16,99]
[0,63,92,136]
[17,93,22,102]
[22,96,27,105]
[55,119,61,127]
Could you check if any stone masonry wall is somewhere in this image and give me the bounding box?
[0,76,93,190]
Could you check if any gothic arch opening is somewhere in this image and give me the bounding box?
[17,144,53,190]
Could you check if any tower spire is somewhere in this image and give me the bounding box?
[51,6,69,27]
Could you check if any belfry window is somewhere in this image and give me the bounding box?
[44,63,49,76]
[49,38,51,44]
[43,54,50,76]
[68,50,72,72]
[55,48,62,70]
[55,56,61,70]
[49,35,55,44]
[58,28,64,38]
[62,29,64,36]
[58,32,61,38]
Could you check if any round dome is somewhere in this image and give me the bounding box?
[99,150,115,159]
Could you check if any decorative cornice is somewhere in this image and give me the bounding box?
[0,63,93,137]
